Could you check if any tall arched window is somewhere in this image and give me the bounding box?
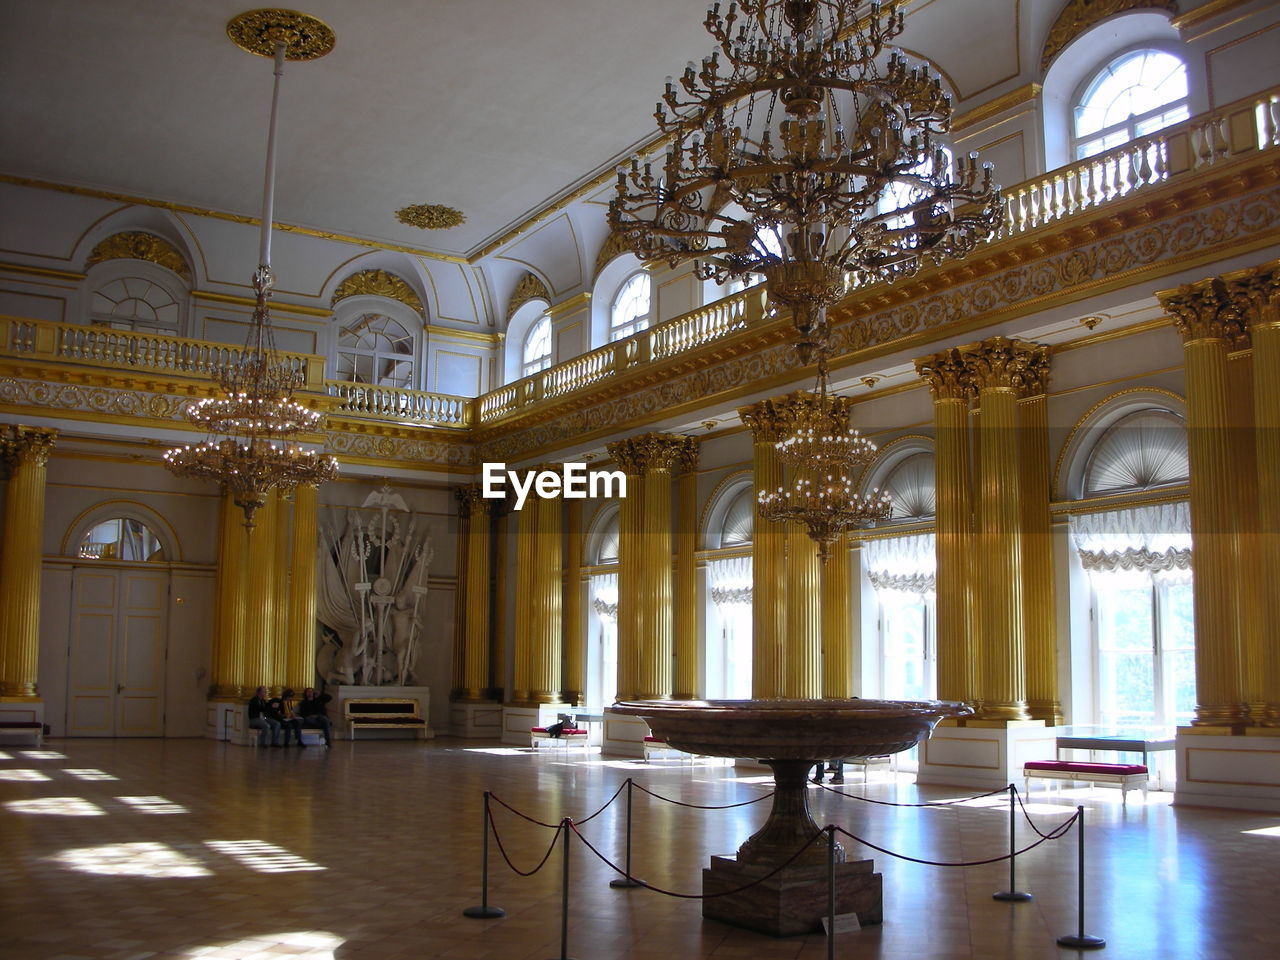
[586,507,621,708]
[336,312,415,388]
[89,270,185,334]
[610,272,651,341]
[1073,49,1189,160]
[705,483,754,699]
[522,315,552,376]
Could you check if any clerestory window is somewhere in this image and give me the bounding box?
[1073,49,1189,160]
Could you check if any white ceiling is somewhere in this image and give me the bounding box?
[1,0,1059,260]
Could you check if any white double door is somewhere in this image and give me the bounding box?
[66,566,169,737]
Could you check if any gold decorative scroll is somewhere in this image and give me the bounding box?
[593,230,638,277]
[331,269,424,316]
[507,272,552,322]
[396,204,466,230]
[85,232,190,279]
[1042,0,1179,71]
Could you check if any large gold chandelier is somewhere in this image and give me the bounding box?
[609,0,1001,353]
[757,356,891,561]
[165,11,338,527]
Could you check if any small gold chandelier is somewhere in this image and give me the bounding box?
[165,11,338,527]
[757,357,891,561]
[609,0,1001,352]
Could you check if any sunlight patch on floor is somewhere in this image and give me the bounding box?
[0,769,51,781]
[63,768,119,781]
[116,795,189,814]
[6,797,105,816]
[177,930,343,959]
[50,841,212,878]
[203,840,325,873]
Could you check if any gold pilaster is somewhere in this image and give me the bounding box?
[284,483,319,694]
[964,337,1040,721]
[821,536,853,698]
[740,400,789,699]
[1018,379,1061,723]
[491,504,509,700]
[1226,348,1265,718]
[563,499,585,705]
[916,349,975,704]
[0,427,55,699]
[607,439,648,701]
[273,490,291,687]
[242,490,279,691]
[531,490,564,702]
[674,449,700,699]
[1160,279,1250,725]
[210,489,247,699]
[510,478,538,703]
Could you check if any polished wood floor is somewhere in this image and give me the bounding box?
[1,737,1276,960]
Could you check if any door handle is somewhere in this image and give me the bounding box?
[116,683,124,693]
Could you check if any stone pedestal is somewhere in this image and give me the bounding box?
[450,701,503,739]
[1174,728,1280,812]
[916,720,1055,790]
[602,709,651,757]
[702,855,882,937]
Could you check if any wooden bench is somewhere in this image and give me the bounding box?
[530,726,590,749]
[344,697,428,741]
[1024,760,1149,805]
[0,722,44,747]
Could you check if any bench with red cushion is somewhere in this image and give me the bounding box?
[1024,759,1149,804]
[530,726,589,748]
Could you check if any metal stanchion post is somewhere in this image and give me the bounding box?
[993,784,1032,902]
[610,777,641,888]
[548,819,578,960]
[1057,805,1106,949]
[463,791,506,919]
[827,825,837,960]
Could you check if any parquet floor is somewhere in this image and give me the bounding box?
[1,738,1276,960]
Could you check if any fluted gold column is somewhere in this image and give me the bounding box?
[454,487,493,701]
[740,400,788,698]
[0,427,55,699]
[563,500,585,705]
[965,338,1035,721]
[1226,348,1265,718]
[641,449,674,699]
[210,489,247,699]
[1247,284,1280,722]
[784,523,822,697]
[242,490,279,691]
[674,446,700,699]
[1018,367,1060,723]
[273,490,291,687]
[510,477,538,703]
[821,536,853,698]
[916,350,975,704]
[1160,280,1250,725]
[451,490,471,697]
[530,490,564,701]
[607,440,647,700]
[491,504,509,699]
[284,483,319,694]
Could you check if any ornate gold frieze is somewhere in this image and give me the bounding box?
[506,272,551,322]
[1042,0,1178,71]
[226,9,336,60]
[85,232,190,279]
[331,269,425,316]
[396,204,466,230]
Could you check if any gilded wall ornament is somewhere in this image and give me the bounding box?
[507,272,552,322]
[395,204,466,230]
[960,337,1050,396]
[593,231,638,277]
[331,269,424,316]
[85,232,190,279]
[1042,0,1178,71]
[226,9,336,60]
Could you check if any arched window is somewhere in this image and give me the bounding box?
[90,276,182,333]
[78,518,165,561]
[336,312,415,388]
[610,272,651,341]
[586,506,621,708]
[704,480,754,699]
[522,315,552,377]
[1073,49,1189,159]
[878,451,937,522]
[1083,409,1188,496]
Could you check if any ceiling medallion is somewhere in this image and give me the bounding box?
[227,9,336,60]
[396,204,467,230]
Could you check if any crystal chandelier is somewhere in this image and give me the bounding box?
[757,355,891,561]
[165,11,338,527]
[609,0,1001,354]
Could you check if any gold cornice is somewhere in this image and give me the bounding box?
[1042,1,1179,72]
[952,83,1042,134]
[86,232,190,279]
[192,289,331,318]
[0,262,86,282]
[546,291,592,318]
[1171,0,1254,31]
[331,269,424,315]
[429,326,501,346]
[0,174,468,265]
[1050,485,1190,517]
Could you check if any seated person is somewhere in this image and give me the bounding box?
[545,713,573,738]
[298,687,333,746]
[247,685,281,747]
[272,689,307,747]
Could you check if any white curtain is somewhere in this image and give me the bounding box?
[590,572,618,621]
[708,556,752,605]
[864,533,936,595]
[1070,502,1192,585]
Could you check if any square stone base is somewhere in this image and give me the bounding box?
[701,854,882,937]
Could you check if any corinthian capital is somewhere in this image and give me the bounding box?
[608,433,697,474]
[1158,276,1249,346]
[915,347,971,401]
[455,484,489,518]
[739,398,792,442]
[2,425,57,469]
[961,337,1049,396]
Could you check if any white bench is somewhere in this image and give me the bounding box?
[1024,760,1149,805]
[531,726,590,749]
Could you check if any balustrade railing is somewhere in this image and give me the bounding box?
[325,381,471,428]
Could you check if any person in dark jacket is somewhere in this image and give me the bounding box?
[273,689,306,747]
[298,687,332,746]
[247,686,281,747]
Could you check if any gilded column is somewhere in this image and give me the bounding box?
[1160,280,1250,725]
[491,504,509,699]
[1018,361,1061,723]
[915,349,975,704]
[964,338,1036,721]
[563,499,585,705]
[273,490,291,687]
[211,489,248,699]
[739,400,788,698]
[674,443,700,699]
[530,490,564,702]
[510,476,538,703]
[607,440,648,700]
[1226,347,1265,718]
[284,483,319,694]
[0,427,56,699]
[821,536,853,698]
[242,490,279,691]
[451,488,470,697]
[455,487,493,701]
